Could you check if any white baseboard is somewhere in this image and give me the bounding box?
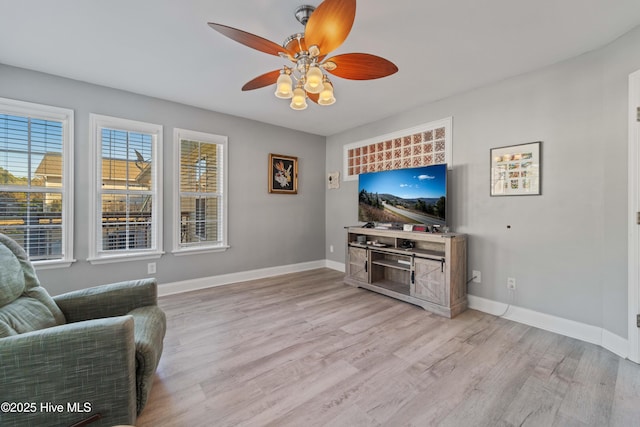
[467,295,629,359]
[158,259,327,297]
[325,259,345,272]
[602,329,630,359]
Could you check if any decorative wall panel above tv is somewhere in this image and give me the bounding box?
[342,117,452,181]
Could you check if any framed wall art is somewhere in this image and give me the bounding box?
[490,141,541,196]
[269,153,298,194]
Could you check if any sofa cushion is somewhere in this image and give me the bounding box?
[0,242,25,307]
[0,295,64,337]
[0,234,65,338]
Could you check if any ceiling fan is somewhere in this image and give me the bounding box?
[208,0,398,110]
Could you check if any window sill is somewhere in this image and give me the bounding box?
[172,245,230,256]
[87,251,164,265]
[34,259,77,270]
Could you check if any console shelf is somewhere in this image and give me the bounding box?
[344,226,467,318]
[371,259,411,270]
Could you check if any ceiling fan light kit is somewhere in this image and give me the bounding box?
[291,82,309,110]
[304,65,324,94]
[275,70,294,99]
[208,0,398,111]
[318,76,336,105]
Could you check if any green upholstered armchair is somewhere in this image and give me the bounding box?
[0,233,166,427]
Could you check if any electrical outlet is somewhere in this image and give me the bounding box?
[472,270,481,283]
[507,277,516,290]
[147,262,156,275]
[330,245,334,253]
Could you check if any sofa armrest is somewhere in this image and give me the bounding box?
[129,306,166,413]
[0,317,137,427]
[54,278,158,322]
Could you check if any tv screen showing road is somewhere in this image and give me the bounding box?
[358,164,447,226]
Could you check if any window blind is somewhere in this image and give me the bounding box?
[99,128,154,251]
[178,139,222,247]
[0,114,65,260]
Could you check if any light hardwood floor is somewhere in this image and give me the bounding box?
[136,268,640,426]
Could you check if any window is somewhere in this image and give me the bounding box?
[173,128,228,254]
[0,97,74,268]
[89,114,163,263]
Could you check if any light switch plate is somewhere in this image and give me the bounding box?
[328,171,340,189]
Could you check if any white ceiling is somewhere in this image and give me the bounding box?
[1,1,640,136]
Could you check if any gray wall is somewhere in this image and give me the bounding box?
[0,64,326,295]
[326,25,640,338]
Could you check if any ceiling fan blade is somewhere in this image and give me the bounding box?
[307,92,319,104]
[208,22,292,58]
[324,53,398,80]
[304,0,355,56]
[242,70,281,91]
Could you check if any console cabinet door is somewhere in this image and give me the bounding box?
[412,258,446,305]
[348,247,368,282]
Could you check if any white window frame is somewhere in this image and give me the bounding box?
[172,128,229,255]
[0,97,75,269]
[88,114,163,264]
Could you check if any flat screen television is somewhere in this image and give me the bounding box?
[358,163,447,226]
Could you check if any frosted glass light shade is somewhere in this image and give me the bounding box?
[275,73,293,99]
[303,66,324,94]
[290,86,308,110]
[318,81,336,106]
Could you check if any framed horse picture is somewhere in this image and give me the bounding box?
[268,153,298,194]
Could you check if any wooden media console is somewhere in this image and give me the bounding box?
[344,226,467,318]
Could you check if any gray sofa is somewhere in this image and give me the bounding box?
[0,233,166,426]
